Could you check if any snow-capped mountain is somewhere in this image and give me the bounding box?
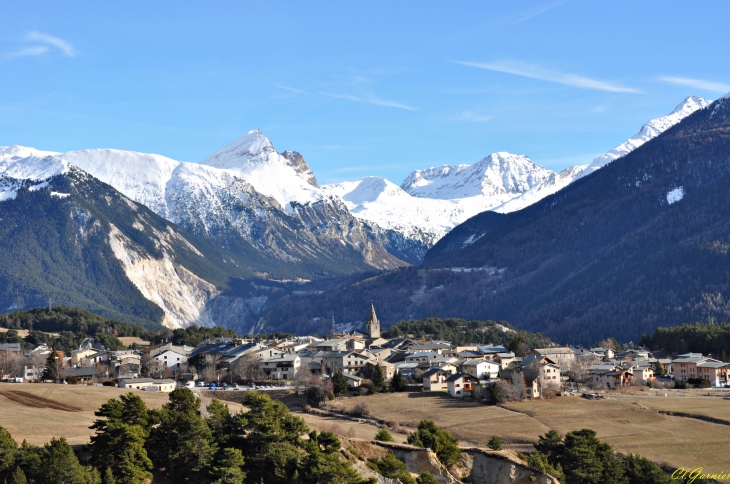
[327,96,710,248]
[324,177,459,246]
[325,152,557,247]
[579,95,711,179]
[401,152,554,200]
[2,131,410,274]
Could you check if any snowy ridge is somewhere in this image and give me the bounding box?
[327,152,558,245]
[493,164,588,213]
[323,177,458,245]
[401,152,554,200]
[200,129,325,211]
[579,96,710,178]
[0,148,70,201]
[329,95,711,248]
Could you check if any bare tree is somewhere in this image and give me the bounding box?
[234,353,262,383]
[498,371,525,402]
[200,362,219,384]
[0,352,24,379]
[95,363,110,382]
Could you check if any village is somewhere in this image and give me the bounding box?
[2,305,729,399]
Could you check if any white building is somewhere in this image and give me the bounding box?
[118,377,176,392]
[154,349,188,370]
[460,360,500,380]
[445,372,479,398]
[260,354,300,380]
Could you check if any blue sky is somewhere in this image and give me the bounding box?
[2,2,729,185]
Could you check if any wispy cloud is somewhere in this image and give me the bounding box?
[275,85,308,95]
[3,31,76,59]
[659,76,730,93]
[453,111,493,123]
[456,60,641,93]
[26,32,76,56]
[320,92,417,111]
[510,0,572,26]
[6,46,49,58]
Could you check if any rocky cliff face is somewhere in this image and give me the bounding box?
[344,439,559,484]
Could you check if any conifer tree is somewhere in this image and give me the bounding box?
[102,468,117,484]
[209,448,246,484]
[487,435,502,451]
[375,428,394,442]
[332,370,349,396]
[9,467,27,484]
[42,348,60,382]
[40,437,99,484]
[148,389,217,483]
[0,426,17,481]
[391,369,407,392]
[371,364,386,393]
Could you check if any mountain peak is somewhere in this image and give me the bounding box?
[580,95,711,178]
[201,129,277,170]
[402,151,553,200]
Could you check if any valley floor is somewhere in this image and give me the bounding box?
[3,383,730,475]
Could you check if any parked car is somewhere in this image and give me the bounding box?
[184,381,196,388]
[208,383,217,390]
[196,381,207,387]
[221,383,228,390]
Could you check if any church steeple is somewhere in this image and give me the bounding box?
[366,304,380,339]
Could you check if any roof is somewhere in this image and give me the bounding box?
[421,367,443,378]
[405,352,435,359]
[534,347,573,354]
[445,372,479,383]
[315,339,348,347]
[409,343,451,351]
[119,377,156,383]
[672,357,709,363]
[343,374,362,381]
[461,359,498,367]
[456,351,483,358]
[188,341,238,359]
[263,353,299,363]
[477,345,508,354]
[64,367,97,377]
[0,343,22,352]
[697,361,730,368]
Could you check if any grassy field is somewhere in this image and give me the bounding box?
[118,336,150,347]
[331,391,730,474]
[0,383,244,445]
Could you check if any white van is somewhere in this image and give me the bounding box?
[184,381,196,388]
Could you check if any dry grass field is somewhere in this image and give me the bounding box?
[332,391,730,474]
[0,383,244,445]
[118,336,150,347]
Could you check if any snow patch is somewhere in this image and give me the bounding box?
[667,187,685,205]
[50,192,70,199]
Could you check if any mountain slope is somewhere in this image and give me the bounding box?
[326,97,709,252]
[578,95,711,178]
[258,95,730,344]
[6,131,408,279]
[325,152,557,253]
[421,94,730,343]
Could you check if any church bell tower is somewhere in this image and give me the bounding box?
[366,304,380,339]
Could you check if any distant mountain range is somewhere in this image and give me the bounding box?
[0,94,721,339]
[325,96,711,247]
[257,93,730,345]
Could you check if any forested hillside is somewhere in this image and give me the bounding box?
[259,96,730,345]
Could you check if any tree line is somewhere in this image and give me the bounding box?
[641,322,730,360]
